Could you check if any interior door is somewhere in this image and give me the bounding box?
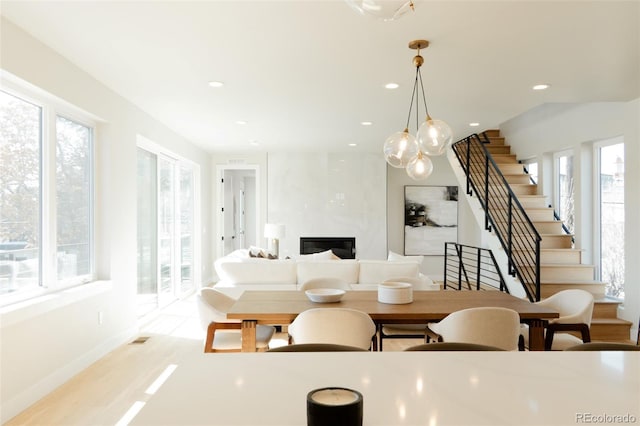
[217,166,259,258]
[222,171,235,255]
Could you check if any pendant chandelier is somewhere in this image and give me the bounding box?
[345,0,415,21]
[383,40,453,180]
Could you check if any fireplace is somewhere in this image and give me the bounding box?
[299,237,356,259]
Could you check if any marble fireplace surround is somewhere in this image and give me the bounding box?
[267,152,386,260]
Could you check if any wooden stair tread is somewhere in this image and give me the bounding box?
[539,279,606,285]
[530,264,594,268]
[593,297,623,305]
[591,318,633,326]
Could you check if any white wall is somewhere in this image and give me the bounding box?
[501,100,640,337]
[267,152,387,260]
[386,153,482,280]
[0,18,212,421]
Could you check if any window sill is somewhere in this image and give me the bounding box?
[0,280,112,328]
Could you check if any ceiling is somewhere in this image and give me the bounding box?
[1,1,638,154]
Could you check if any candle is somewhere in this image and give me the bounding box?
[307,387,363,426]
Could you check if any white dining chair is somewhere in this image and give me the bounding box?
[426,306,522,351]
[287,308,377,350]
[196,288,276,353]
[521,289,594,350]
[377,276,439,350]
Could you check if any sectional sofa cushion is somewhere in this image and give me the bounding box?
[216,258,297,285]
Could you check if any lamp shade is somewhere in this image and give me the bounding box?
[264,223,285,239]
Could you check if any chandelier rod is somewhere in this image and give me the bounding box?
[404,68,420,132]
[417,67,431,119]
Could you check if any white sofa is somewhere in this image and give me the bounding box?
[213,249,437,298]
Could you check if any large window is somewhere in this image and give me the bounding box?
[597,140,624,299]
[555,151,575,234]
[0,87,94,305]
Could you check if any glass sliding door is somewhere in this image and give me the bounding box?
[137,145,198,316]
[158,156,176,307]
[179,164,194,295]
[136,148,158,316]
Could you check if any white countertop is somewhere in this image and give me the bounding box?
[130,351,639,426]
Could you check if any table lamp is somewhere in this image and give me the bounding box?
[264,223,285,258]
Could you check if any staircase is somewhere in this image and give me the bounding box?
[455,129,632,343]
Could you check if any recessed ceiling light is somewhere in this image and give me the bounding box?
[235,120,247,125]
[249,140,259,146]
[469,122,480,127]
[208,81,224,88]
[385,83,399,89]
[532,84,550,91]
[348,143,357,147]
[361,121,373,126]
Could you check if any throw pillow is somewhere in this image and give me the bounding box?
[388,250,424,265]
[298,249,338,261]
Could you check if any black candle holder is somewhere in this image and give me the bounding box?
[307,387,363,426]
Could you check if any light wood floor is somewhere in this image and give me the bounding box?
[6,297,423,426]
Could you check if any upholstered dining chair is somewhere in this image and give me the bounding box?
[564,342,640,351]
[378,276,438,351]
[268,343,368,352]
[520,289,594,351]
[404,342,506,351]
[425,306,522,351]
[299,277,350,291]
[287,308,377,350]
[196,288,276,353]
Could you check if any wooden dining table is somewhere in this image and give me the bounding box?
[227,290,559,352]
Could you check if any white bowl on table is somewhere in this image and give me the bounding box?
[305,288,346,303]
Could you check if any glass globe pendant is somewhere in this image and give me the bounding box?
[406,151,433,180]
[345,0,415,21]
[383,128,419,168]
[417,115,453,156]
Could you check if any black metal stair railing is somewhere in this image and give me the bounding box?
[451,133,542,302]
[443,242,509,293]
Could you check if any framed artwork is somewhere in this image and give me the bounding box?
[404,185,458,255]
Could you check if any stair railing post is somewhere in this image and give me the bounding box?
[508,193,514,276]
[456,243,463,290]
[465,137,472,196]
[443,242,448,289]
[535,238,541,302]
[476,247,481,291]
[484,152,490,231]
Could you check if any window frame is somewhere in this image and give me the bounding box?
[1,75,97,307]
[552,149,575,234]
[593,136,625,300]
